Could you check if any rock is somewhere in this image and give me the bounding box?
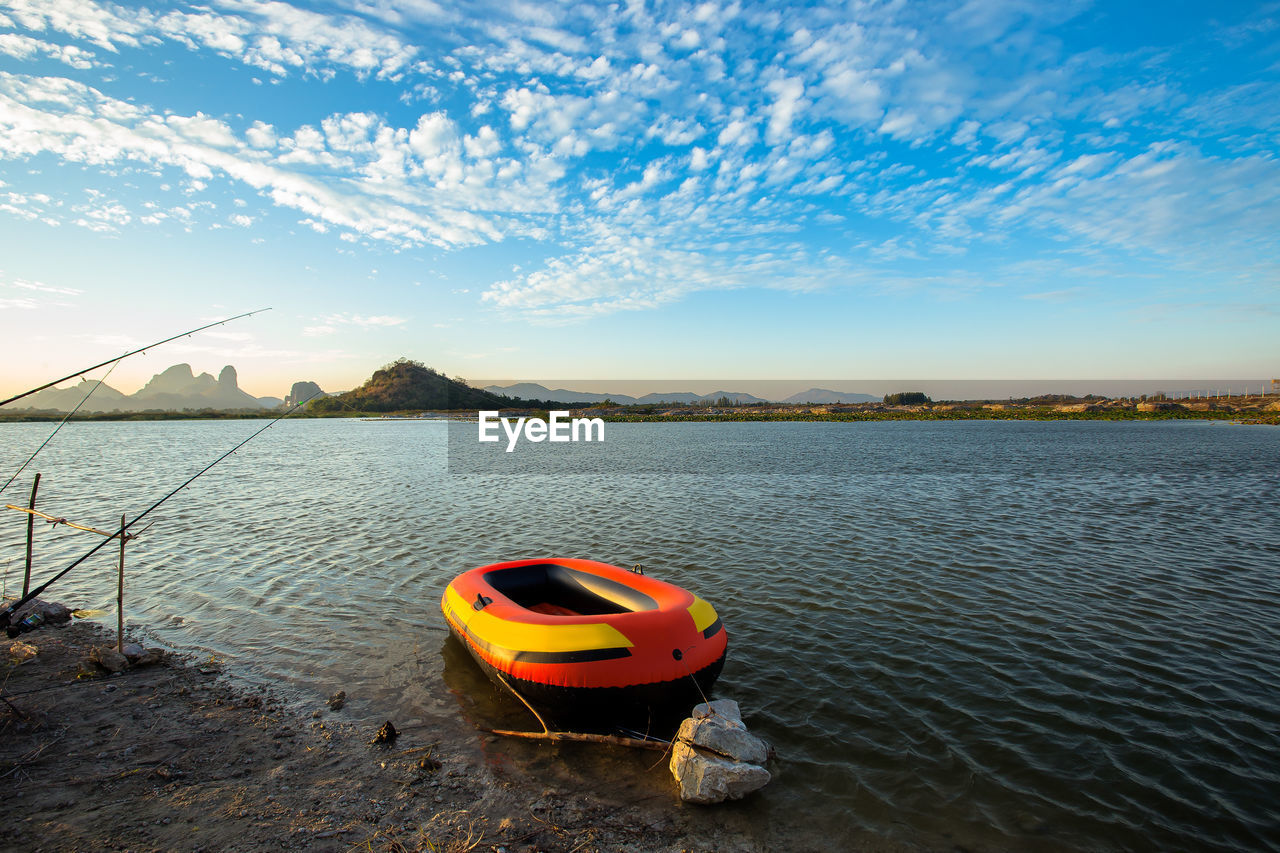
[669,742,771,804]
[133,648,164,667]
[39,602,73,625]
[121,642,145,662]
[328,690,346,711]
[370,721,398,745]
[7,641,38,663]
[692,698,743,725]
[676,716,770,765]
[285,380,323,407]
[672,698,773,803]
[90,646,129,673]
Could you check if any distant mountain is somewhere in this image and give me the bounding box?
[133,363,217,398]
[780,388,878,404]
[17,363,279,412]
[481,384,769,405]
[483,383,632,405]
[129,364,264,410]
[16,379,132,411]
[630,390,770,404]
[695,391,769,405]
[283,381,324,408]
[312,358,509,412]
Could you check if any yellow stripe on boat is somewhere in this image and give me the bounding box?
[444,585,632,654]
[688,596,718,632]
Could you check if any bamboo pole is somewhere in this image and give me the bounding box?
[3,505,135,541]
[22,474,40,598]
[117,513,125,653]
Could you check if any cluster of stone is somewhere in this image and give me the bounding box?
[90,642,165,672]
[669,698,772,804]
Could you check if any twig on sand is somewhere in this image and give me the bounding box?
[482,669,669,751]
[480,725,669,751]
[0,733,63,779]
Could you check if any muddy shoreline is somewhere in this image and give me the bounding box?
[1,619,912,853]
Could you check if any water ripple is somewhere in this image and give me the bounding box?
[2,419,1278,850]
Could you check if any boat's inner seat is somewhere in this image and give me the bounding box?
[485,563,659,616]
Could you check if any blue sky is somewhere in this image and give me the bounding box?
[0,0,1277,398]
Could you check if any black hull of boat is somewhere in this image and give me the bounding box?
[448,623,725,735]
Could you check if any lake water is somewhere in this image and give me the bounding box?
[2,418,1277,851]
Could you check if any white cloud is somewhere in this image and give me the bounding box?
[764,75,806,146]
[716,113,757,147]
[2,0,421,80]
[0,272,82,310]
[0,0,1277,325]
[0,72,541,248]
[7,277,83,296]
[0,0,147,52]
[245,120,277,149]
[307,313,409,334]
[0,32,97,68]
[951,120,980,146]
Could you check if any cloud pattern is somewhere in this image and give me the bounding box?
[0,0,1277,319]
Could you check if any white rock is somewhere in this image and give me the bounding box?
[669,741,771,804]
[677,716,770,765]
[691,698,742,725]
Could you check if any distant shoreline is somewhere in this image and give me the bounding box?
[3,397,1277,424]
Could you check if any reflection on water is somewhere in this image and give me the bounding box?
[2,418,1278,851]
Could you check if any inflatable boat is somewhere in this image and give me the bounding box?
[441,558,727,729]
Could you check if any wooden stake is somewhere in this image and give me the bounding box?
[22,473,40,598]
[117,512,126,653]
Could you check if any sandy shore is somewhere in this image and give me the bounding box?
[1,619,893,853]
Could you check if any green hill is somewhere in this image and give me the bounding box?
[308,359,509,413]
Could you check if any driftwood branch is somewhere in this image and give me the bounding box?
[484,669,669,751]
[479,726,669,751]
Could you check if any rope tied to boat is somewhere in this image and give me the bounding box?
[672,642,712,707]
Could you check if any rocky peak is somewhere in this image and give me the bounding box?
[136,363,197,397]
[285,380,322,407]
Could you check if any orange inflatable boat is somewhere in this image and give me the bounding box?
[441,558,727,729]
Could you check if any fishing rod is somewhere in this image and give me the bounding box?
[0,390,322,636]
[0,308,271,408]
